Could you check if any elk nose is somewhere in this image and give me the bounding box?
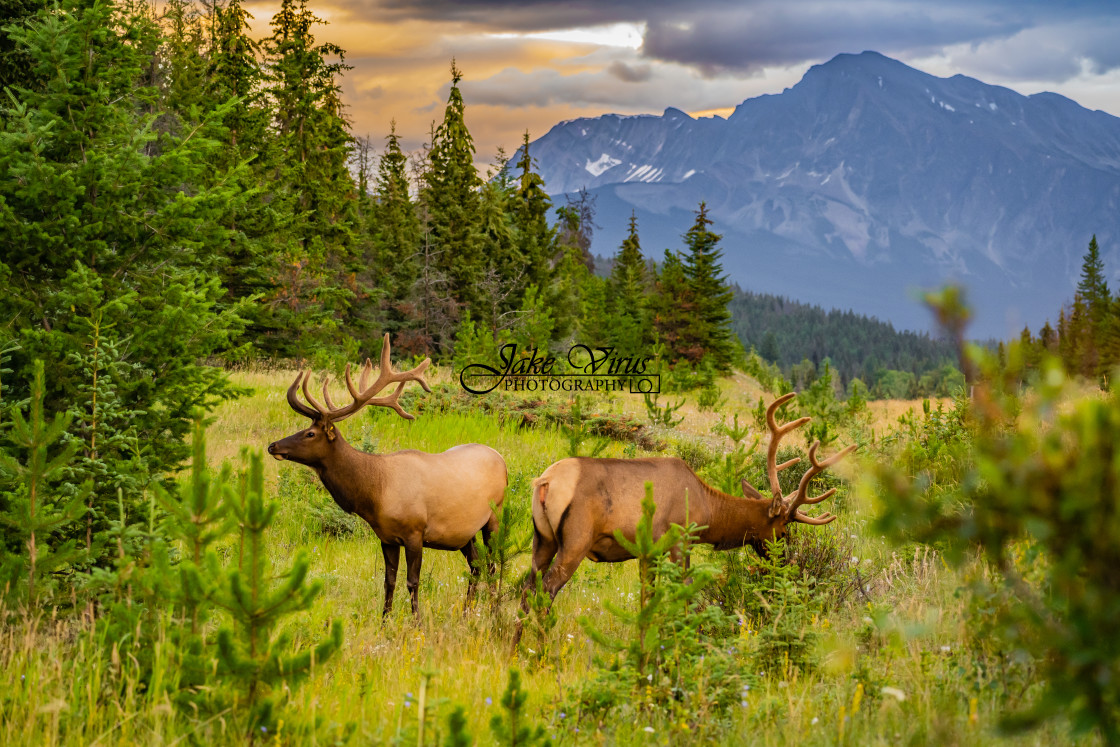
[267,442,277,454]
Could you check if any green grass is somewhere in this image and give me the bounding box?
[0,368,1096,745]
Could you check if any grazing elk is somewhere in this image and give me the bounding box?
[524,393,855,605]
[267,334,506,616]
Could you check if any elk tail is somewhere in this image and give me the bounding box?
[531,478,556,542]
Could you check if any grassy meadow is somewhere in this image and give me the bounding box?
[0,365,1091,746]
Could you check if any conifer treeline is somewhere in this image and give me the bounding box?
[1021,235,1120,380]
[1,0,740,368]
[0,0,741,551]
[729,292,962,397]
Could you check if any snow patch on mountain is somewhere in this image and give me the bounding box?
[585,153,621,177]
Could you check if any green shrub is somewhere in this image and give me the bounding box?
[872,288,1120,741]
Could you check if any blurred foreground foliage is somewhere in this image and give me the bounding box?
[871,287,1120,740]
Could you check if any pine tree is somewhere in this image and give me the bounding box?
[1076,235,1112,376]
[513,132,556,292]
[607,213,652,356]
[422,61,485,323]
[0,0,245,501]
[680,203,736,370]
[262,0,357,356]
[0,361,90,608]
[0,0,43,93]
[370,122,423,345]
[1078,235,1110,329]
[651,249,694,364]
[215,451,343,737]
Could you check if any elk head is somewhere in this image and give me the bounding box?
[739,392,856,551]
[267,334,432,465]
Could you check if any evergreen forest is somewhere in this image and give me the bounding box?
[4,1,1120,745]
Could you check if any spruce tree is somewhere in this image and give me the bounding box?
[476,149,523,332]
[513,131,556,292]
[1039,321,1058,353]
[651,249,694,364]
[215,451,343,736]
[551,188,598,341]
[0,0,245,539]
[556,188,597,271]
[1076,235,1112,375]
[0,0,44,93]
[0,361,89,608]
[371,122,423,345]
[422,61,484,324]
[681,202,736,370]
[1078,235,1110,329]
[203,0,283,358]
[607,213,652,356]
[160,0,209,117]
[262,0,357,356]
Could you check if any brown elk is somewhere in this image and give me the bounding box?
[524,393,854,604]
[267,334,506,616]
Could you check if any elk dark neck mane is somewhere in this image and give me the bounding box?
[697,483,774,551]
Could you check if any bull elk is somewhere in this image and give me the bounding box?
[267,334,506,616]
[525,393,855,604]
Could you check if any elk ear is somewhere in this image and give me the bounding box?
[324,423,337,441]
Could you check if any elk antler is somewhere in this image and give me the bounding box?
[739,393,810,517]
[285,334,432,422]
[738,393,855,522]
[785,440,857,525]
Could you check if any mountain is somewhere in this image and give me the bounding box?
[526,51,1120,338]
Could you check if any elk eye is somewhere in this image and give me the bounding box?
[305,431,316,438]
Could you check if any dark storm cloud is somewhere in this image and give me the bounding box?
[358,0,1120,81]
[640,7,1025,75]
[607,60,653,83]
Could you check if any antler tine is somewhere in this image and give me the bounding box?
[358,358,373,393]
[786,441,858,517]
[286,371,320,419]
[300,371,331,417]
[324,335,432,423]
[792,511,837,526]
[765,393,811,515]
[321,375,340,412]
[366,381,417,420]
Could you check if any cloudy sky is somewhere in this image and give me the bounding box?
[244,0,1120,170]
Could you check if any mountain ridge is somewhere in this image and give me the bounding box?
[525,51,1120,337]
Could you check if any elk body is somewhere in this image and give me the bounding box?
[525,393,854,603]
[267,335,506,616]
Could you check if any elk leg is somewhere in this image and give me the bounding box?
[381,542,401,616]
[541,546,583,600]
[404,545,423,617]
[519,528,559,613]
[513,530,560,646]
[460,541,481,608]
[481,512,499,575]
